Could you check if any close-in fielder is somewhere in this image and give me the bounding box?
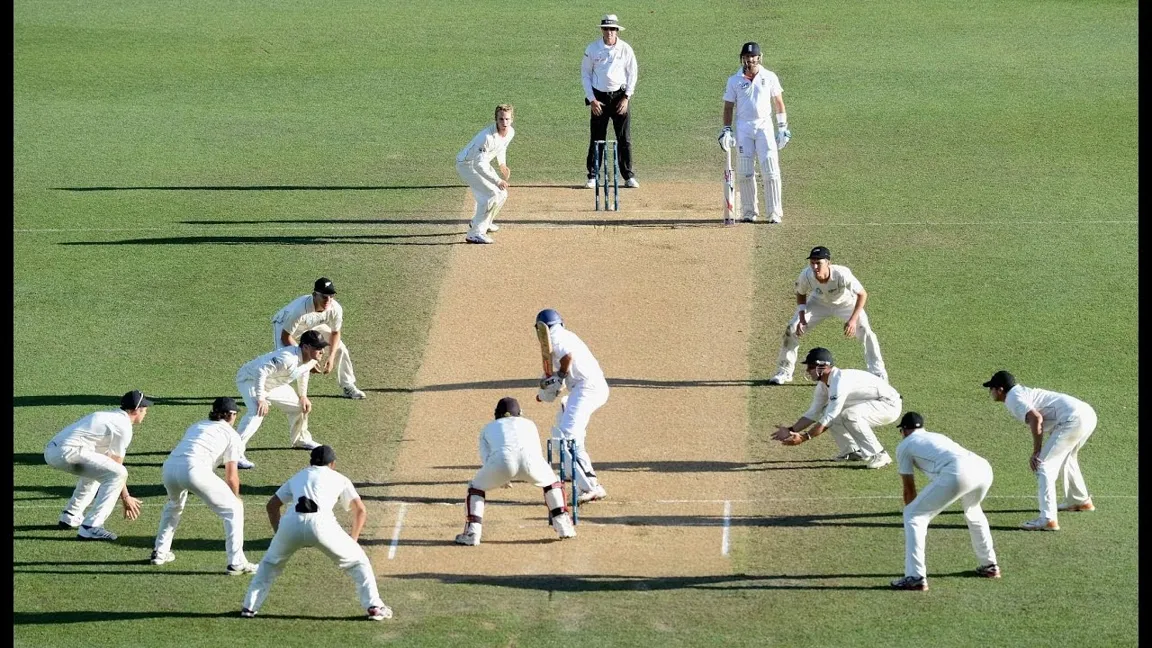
[234,330,329,469]
[457,104,516,244]
[719,41,791,224]
[772,347,900,469]
[455,397,577,546]
[151,397,258,575]
[768,246,887,384]
[890,412,1000,592]
[984,370,1098,531]
[43,390,150,541]
[535,308,610,503]
[272,277,366,400]
[240,445,393,622]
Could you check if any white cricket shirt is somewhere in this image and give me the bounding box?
[1004,385,1093,425]
[273,294,344,340]
[275,465,360,517]
[456,124,516,166]
[48,409,133,456]
[582,38,638,100]
[896,430,983,478]
[796,264,865,308]
[478,416,542,462]
[236,346,315,399]
[723,68,783,128]
[165,419,244,468]
[549,325,608,389]
[803,368,901,427]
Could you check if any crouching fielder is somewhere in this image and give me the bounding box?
[890,412,1000,591]
[240,445,393,622]
[455,397,577,546]
[457,104,516,244]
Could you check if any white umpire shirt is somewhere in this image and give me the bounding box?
[1003,385,1092,425]
[49,410,134,456]
[236,347,316,400]
[549,326,608,390]
[582,38,638,101]
[273,294,344,341]
[723,68,783,129]
[896,430,984,478]
[803,368,901,427]
[165,419,244,468]
[796,264,865,309]
[479,416,542,461]
[275,465,361,519]
[456,124,516,168]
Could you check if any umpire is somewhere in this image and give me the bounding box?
[581,14,639,188]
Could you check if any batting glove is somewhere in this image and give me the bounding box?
[776,126,791,150]
[718,126,734,152]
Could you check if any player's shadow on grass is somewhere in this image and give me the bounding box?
[54,183,470,192]
[428,459,844,473]
[13,610,365,625]
[13,394,221,408]
[11,534,274,552]
[185,216,728,228]
[395,572,895,592]
[581,509,1030,532]
[60,232,464,247]
[371,376,791,394]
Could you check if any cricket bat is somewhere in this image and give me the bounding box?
[535,321,555,377]
[723,146,736,225]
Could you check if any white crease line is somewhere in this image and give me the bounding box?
[721,500,732,557]
[387,503,408,561]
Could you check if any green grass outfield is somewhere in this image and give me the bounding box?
[14,1,1137,646]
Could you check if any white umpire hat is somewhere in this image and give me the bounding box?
[600,14,625,30]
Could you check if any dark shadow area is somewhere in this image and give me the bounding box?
[393,571,896,592]
[14,394,221,408]
[368,376,797,395]
[13,610,363,625]
[12,534,273,552]
[54,184,469,192]
[429,459,849,473]
[358,494,459,505]
[16,483,171,499]
[576,509,1027,532]
[353,479,463,489]
[60,232,464,247]
[360,536,553,548]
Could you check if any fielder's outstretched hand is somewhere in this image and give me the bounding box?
[123,496,142,521]
[772,425,794,442]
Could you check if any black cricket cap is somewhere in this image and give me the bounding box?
[310,445,337,465]
[898,412,925,430]
[808,246,831,260]
[299,330,330,349]
[982,370,1016,390]
[802,347,835,367]
[495,396,521,419]
[211,397,239,414]
[314,277,337,295]
[121,390,154,410]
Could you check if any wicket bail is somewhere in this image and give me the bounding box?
[593,139,620,211]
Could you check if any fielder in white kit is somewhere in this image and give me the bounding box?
[43,390,150,541]
[272,277,366,400]
[455,397,577,546]
[150,397,258,575]
[534,308,609,503]
[241,445,392,622]
[768,246,887,385]
[234,330,329,469]
[772,347,900,469]
[719,41,791,224]
[984,370,1098,531]
[457,104,515,244]
[890,412,1001,592]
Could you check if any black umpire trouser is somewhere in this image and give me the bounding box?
[585,88,634,180]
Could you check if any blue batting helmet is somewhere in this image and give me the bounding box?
[535,309,563,327]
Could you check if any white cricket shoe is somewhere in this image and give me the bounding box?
[237,456,256,470]
[624,177,640,188]
[577,484,608,504]
[342,385,367,400]
[226,562,259,576]
[767,213,782,224]
[1020,517,1060,531]
[767,372,792,385]
[833,449,865,462]
[150,550,176,565]
[292,440,321,451]
[584,177,596,189]
[77,525,118,541]
[552,513,577,539]
[367,605,393,621]
[741,213,758,223]
[454,531,481,546]
[465,233,494,244]
[486,223,500,233]
[864,451,893,469]
[240,608,257,618]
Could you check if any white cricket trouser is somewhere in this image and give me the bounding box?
[154,458,247,566]
[44,441,127,528]
[471,447,560,491]
[551,383,610,494]
[903,456,997,578]
[272,322,356,389]
[774,302,887,381]
[456,160,507,238]
[235,378,314,452]
[826,398,901,458]
[242,512,384,613]
[735,123,782,220]
[1036,405,1097,520]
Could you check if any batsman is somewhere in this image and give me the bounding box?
[534,308,610,504]
[719,41,791,224]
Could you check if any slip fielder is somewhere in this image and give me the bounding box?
[272,277,366,400]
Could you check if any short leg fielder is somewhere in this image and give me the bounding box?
[903,459,997,579]
[551,387,609,496]
[44,443,127,528]
[457,160,508,239]
[826,399,900,458]
[154,460,248,566]
[735,127,782,222]
[774,303,887,382]
[242,515,384,614]
[1035,407,1097,521]
[235,379,315,451]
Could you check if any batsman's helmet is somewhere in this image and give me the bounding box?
[802,347,835,367]
[740,42,762,58]
[535,308,563,328]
